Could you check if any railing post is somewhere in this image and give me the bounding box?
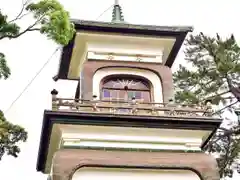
[92,95,99,112]
[168,99,174,105]
[167,99,176,115]
[51,89,59,110]
[204,99,213,116]
[131,96,137,114]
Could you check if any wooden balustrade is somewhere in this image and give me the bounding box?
[50,89,214,118]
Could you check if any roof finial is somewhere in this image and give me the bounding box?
[112,0,125,23]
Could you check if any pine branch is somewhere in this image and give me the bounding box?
[176,32,240,178]
[0,0,75,161]
[0,26,40,40]
[220,135,231,177]
[0,16,43,40]
[9,12,31,23]
[226,76,240,101]
[200,90,231,102]
[212,101,239,115]
[0,53,10,79]
[8,0,31,23]
[0,110,27,159]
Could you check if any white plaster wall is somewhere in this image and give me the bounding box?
[87,42,163,63]
[87,52,162,63]
[60,125,205,145]
[92,68,163,103]
[72,167,201,180]
[87,42,164,57]
[58,124,210,151]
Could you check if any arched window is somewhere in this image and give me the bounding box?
[101,76,151,102]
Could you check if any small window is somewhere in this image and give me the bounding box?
[103,89,111,98]
[101,76,151,102]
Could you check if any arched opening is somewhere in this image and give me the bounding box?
[101,75,151,102]
[72,166,202,180]
[92,67,163,103]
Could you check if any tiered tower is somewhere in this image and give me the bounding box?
[36,1,221,180]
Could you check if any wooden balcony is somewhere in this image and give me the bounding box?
[51,89,215,119]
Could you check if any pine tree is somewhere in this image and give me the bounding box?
[0,0,75,160]
[173,32,240,178]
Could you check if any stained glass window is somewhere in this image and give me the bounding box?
[103,78,149,90]
[103,89,110,98]
[101,77,151,102]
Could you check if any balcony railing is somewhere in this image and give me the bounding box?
[50,89,215,118]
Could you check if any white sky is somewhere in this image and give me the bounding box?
[0,0,240,179]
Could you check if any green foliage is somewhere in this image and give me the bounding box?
[0,0,75,81]
[174,33,240,106]
[174,32,240,178]
[0,0,75,44]
[0,53,10,79]
[0,0,75,159]
[205,126,240,178]
[0,110,27,159]
[26,0,75,45]
[0,11,20,39]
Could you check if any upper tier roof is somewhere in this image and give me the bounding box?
[72,19,193,33]
[55,19,193,80]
